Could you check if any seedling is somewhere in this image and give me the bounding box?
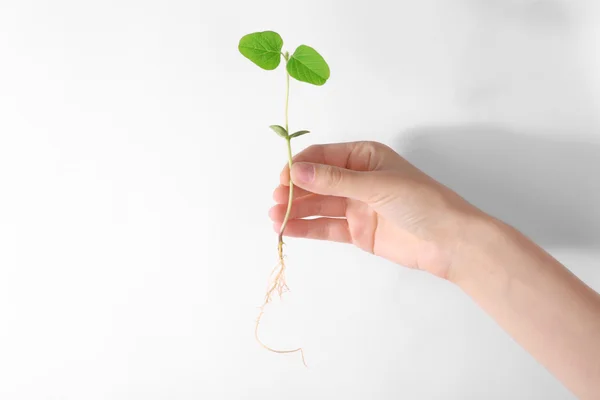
[238,30,330,365]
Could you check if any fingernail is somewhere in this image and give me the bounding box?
[292,163,314,184]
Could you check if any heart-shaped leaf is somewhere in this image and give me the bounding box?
[289,130,310,139]
[286,45,330,86]
[238,31,284,70]
[269,125,288,138]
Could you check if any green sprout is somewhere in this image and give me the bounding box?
[239,30,330,365]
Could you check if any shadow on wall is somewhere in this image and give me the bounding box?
[395,126,600,250]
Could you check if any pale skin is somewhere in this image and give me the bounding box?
[269,141,600,400]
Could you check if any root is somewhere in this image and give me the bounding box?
[254,238,307,367]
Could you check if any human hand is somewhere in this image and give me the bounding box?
[270,141,600,398]
[269,141,482,279]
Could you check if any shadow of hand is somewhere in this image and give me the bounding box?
[396,126,600,250]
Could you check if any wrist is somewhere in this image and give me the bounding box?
[445,210,515,286]
[414,205,491,280]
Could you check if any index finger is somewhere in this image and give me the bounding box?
[279,141,389,186]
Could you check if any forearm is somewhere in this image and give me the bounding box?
[451,214,600,399]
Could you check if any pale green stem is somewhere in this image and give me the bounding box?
[279,137,294,241]
[278,56,293,243]
[284,58,290,132]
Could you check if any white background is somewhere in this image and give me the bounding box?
[1,0,599,399]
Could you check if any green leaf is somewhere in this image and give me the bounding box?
[286,45,330,86]
[238,31,284,70]
[269,125,288,138]
[289,130,310,139]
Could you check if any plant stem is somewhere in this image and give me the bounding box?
[284,54,290,132]
[279,137,294,243]
[279,54,293,244]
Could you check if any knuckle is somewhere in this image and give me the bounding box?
[325,165,343,188]
[358,140,384,152]
[366,141,396,158]
[349,141,386,171]
[362,140,380,149]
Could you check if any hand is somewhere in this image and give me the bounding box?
[269,141,482,279]
[270,141,600,398]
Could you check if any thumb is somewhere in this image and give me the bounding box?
[290,162,378,201]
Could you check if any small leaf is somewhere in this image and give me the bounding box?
[289,130,310,139]
[269,125,288,138]
[238,31,284,70]
[287,45,330,86]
